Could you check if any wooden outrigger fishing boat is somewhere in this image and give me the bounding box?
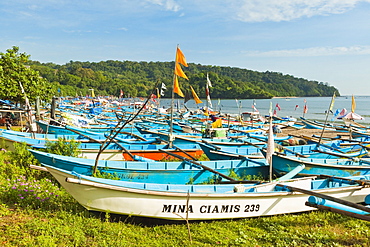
[30,150,270,184]
[37,163,370,221]
[271,153,370,177]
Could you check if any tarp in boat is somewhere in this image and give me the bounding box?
[343,112,364,120]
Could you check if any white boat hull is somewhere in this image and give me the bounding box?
[47,166,370,220]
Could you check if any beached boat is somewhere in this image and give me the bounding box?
[30,150,270,184]
[199,142,264,160]
[31,141,203,161]
[271,153,370,177]
[0,130,159,152]
[40,163,370,220]
[36,120,141,135]
[300,117,337,131]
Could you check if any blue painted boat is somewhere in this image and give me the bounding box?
[199,142,264,160]
[0,129,156,143]
[0,130,159,151]
[31,141,203,161]
[300,117,337,131]
[271,153,370,177]
[30,150,270,184]
[40,163,370,220]
[36,120,140,135]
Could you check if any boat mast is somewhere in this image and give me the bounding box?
[317,93,336,148]
[168,46,178,148]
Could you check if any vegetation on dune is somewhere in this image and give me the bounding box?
[0,46,339,103]
[28,59,339,99]
[0,141,369,246]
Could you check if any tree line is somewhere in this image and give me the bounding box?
[0,46,340,106]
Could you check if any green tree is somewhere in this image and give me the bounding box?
[0,46,55,104]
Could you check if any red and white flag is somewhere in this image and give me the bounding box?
[303,104,308,114]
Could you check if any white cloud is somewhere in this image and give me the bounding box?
[233,0,370,22]
[145,0,181,12]
[242,46,370,57]
[117,27,128,31]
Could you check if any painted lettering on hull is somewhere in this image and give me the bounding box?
[162,205,194,213]
[162,204,260,214]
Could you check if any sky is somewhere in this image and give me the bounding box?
[1,0,370,96]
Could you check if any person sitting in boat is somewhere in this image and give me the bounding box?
[5,117,12,130]
[210,114,217,122]
[272,124,282,134]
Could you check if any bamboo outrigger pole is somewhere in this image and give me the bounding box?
[93,82,161,174]
[316,92,336,148]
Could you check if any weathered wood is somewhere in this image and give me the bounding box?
[109,138,135,160]
[173,145,197,161]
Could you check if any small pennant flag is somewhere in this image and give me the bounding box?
[176,47,188,67]
[252,104,259,112]
[174,63,188,80]
[190,85,203,104]
[160,83,166,97]
[275,103,281,111]
[329,92,336,112]
[303,104,308,114]
[351,95,356,113]
[90,89,95,98]
[184,89,191,103]
[206,73,212,87]
[173,76,184,97]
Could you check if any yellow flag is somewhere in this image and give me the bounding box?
[329,92,336,111]
[91,89,95,98]
[190,85,203,104]
[211,119,222,128]
[176,47,188,67]
[351,95,356,113]
[174,62,188,80]
[173,76,184,97]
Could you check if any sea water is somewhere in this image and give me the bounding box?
[159,96,370,125]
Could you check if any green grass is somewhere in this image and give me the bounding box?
[0,142,370,246]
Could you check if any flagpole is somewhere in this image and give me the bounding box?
[169,44,188,146]
[169,45,179,148]
[205,74,210,131]
[169,74,176,148]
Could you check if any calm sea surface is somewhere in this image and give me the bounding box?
[158,96,370,125]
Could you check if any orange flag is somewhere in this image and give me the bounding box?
[190,85,203,104]
[173,76,184,97]
[176,47,188,67]
[174,62,188,80]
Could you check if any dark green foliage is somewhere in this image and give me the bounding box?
[44,137,81,157]
[26,60,340,98]
[0,46,56,103]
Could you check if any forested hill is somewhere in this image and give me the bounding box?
[28,60,339,99]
